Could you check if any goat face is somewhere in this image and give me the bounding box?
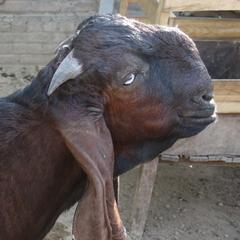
[48,14,215,146]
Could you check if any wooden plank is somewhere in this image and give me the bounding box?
[213,80,240,92]
[164,0,240,12]
[124,0,240,25]
[158,12,170,25]
[215,95,240,102]
[154,0,170,25]
[130,158,159,240]
[169,16,240,40]
[160,154,240,164]
[213,80,240,103]
[119,0,128,15]
[119,0,150,22]
[120,0,168,25]
[213,80,240,113]
[138,0,162,23]
[160,158,240,166]
[215,101,240,113]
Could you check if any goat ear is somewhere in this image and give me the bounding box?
[47,50,83,96]
[52,111,126,240]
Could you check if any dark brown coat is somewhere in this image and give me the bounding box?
[0,14,215,240]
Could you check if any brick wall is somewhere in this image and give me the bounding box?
[0,0,98,67]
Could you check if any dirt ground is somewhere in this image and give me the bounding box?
[0,66,239,240]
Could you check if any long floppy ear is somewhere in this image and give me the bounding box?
[48,47,126,240]
[48,49,126,239]
[50,107,126,240]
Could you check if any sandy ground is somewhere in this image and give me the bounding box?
[120,165,240,240]
[0,66,239,240]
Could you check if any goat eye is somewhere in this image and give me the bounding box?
[123,73,135,85]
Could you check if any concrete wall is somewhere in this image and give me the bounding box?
[0,0,98,67]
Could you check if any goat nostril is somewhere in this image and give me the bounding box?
[202,94,213,102]
[191,93,214,104]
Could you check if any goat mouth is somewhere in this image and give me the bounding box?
[179,104,216,123]
[179,112,216,126]
[176,108,216,138]
[183,115,216,124]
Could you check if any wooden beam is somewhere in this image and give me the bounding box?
[138,0,162,23]
[119,0,128,15]
[213,80,240,109]
[130,158,159,240]
[157,12,170,25]
[213,80,240,95]
[169,16,240,40]
[215,95,240,102]
[154,0,170,25]
[160,158,240,166]
[214,80,240,102]
[164,0,240,12]
[215,102,240,114]
[122,0,240,26]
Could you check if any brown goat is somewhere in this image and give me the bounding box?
[0,14,215,240]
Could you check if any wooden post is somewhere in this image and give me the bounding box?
[154,0,167,24]
[119,0,129,15]
[130,158,159,240]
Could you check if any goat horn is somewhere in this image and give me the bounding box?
[47,50,83,96]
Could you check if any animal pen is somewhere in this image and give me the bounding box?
[119,0,240,239]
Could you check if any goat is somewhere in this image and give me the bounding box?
[0,14,215,240]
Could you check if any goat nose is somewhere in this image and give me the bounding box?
[192,92,214,104]
[202,93,213,102]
